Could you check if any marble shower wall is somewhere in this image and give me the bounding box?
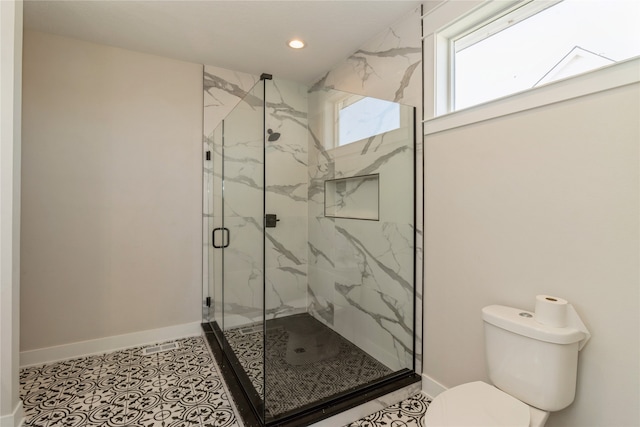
[203,69,309,327]
[202,5,422,372]
[203,66,259,325]
[214,82,266,327]
[309,6,422,107]
[264,79,309,320]
[307,6,423,371]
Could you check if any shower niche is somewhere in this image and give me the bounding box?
[202,75,418,426]
[324,174,379,220]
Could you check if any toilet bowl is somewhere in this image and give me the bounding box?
[424,382,549,427]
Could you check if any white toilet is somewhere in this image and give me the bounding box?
[425,304,589,427]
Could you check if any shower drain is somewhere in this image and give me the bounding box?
[294,347,306,353]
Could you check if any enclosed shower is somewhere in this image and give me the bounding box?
[202,74,418,426]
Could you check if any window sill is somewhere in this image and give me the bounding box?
[423,57,640,136]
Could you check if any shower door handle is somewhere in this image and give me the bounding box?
[212,227,230,248]
[212,228,222,248]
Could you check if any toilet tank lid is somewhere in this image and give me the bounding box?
[483,305,585,344]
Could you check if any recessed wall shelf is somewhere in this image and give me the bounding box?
[324,174,379,221]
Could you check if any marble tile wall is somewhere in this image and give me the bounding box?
[307,90,415,371]
[264,79,309,319]
[213,83,266,327]
[306,6,423,372]
[202,66,259,325]
[203,72,309,328]
[202,4,423,373]
[325,174,380,220]
[309,6,422,107]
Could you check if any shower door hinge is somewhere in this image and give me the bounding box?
[265,214,280,228]
[205,296,211,308]
[205,151,211,161]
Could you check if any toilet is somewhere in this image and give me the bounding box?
[425,304,589,427]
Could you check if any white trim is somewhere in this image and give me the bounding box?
[423,0,484,36]
[424,57,640,135]
[0,401,24,427]
[421,373,448,399]
[452,1,558,52]
[20,322,202,367]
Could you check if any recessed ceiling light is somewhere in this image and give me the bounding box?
[288,39,305,49]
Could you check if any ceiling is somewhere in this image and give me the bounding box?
[23,0,422,84]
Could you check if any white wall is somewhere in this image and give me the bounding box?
[423,81,639,427]
[0,1,24,424]
[20,31,203,352]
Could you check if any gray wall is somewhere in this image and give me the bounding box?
[1,0,23,423]
[423,83,639,427]
[422,3,639,425]
[20,31,203,351]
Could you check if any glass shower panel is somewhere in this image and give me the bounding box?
[213,80,267,420]
[220,82,265,331]
[262,78,313,419]
[204,76,417,425]
[262,84,415,422]
[262,78,310,319]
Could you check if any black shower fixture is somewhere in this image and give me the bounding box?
[267,129,281,142]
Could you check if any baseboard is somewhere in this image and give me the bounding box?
[0,401,24,427]
[421,373,448,398]
[20,322,202,367]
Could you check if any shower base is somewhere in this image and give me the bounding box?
[203,313,420,426]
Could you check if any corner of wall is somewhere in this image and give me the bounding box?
[0,402,24,427]
[0,0,23,423]
[421,373,447,399]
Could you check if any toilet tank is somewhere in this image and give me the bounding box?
[482,305,586,412]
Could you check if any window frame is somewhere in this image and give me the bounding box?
[426,55,639,135]
[426,0,640,134]
[324,93,412,156]
[436,0,557,115]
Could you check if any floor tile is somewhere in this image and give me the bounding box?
[346,393,431,426]
[20,335,432,427]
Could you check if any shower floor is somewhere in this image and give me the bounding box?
[224,313,393,418]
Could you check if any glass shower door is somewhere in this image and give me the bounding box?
[262,85,416,423]
[207,124,223,328]
[219,81,265,332]
[216,79,267,420]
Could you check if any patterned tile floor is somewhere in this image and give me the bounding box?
[346,394,430,427]
[225,314,393,417]
[20,336,430,427]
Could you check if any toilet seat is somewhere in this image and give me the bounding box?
[425,381,531,427]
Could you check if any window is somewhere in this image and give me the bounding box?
[337,96,400,146]
[440,0,640,112]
